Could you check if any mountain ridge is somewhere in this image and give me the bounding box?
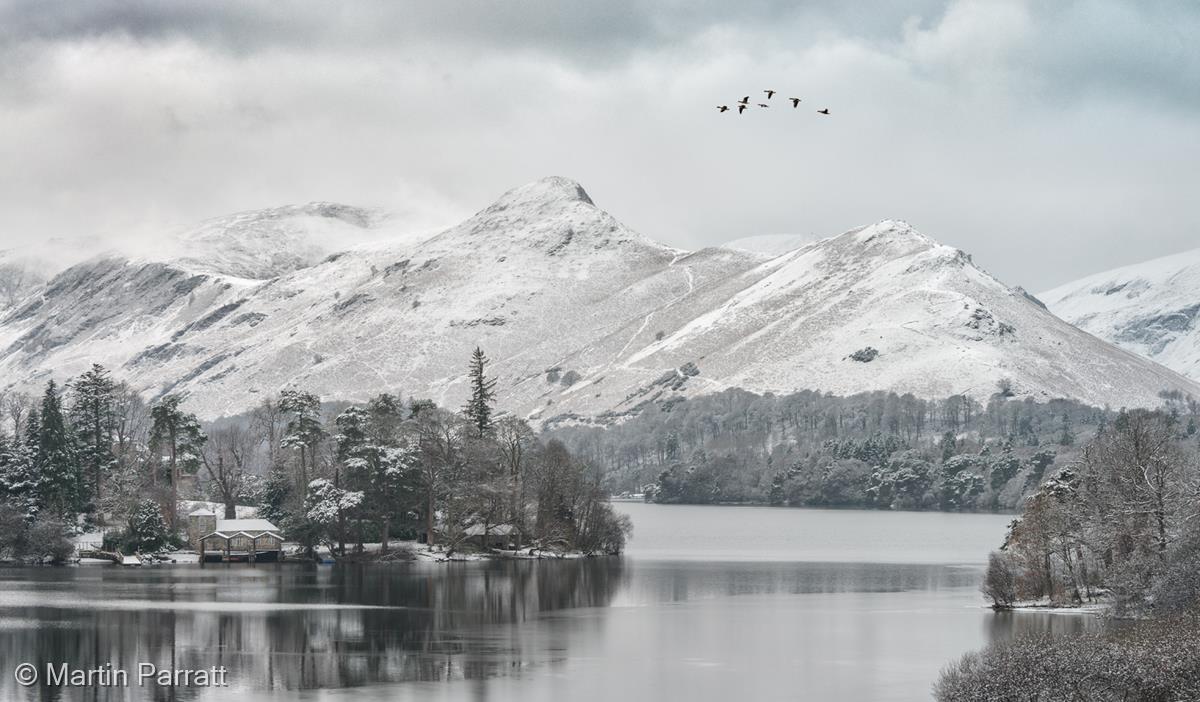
[1040,246,1200,380]
[0,177,1195,421]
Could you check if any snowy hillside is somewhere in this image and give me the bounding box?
[724,233,819,256]
[0,176,1195,422]
[168,202,395,280]
[1040,247,1200,381]
[0,236,106,312]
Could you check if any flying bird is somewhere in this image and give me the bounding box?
[789,97,801,108]
[738,96,750,105]
[717,105,729,113]
[738,104,748,114]
[764,89,776,99]
[817,108,830,115]
[758,103,770,108]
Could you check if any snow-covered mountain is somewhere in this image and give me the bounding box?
[724,233,820,256]
[166,202,395,280]
[0,236,106,313]
[1040,248,1200,381]
[1,176,1195,423]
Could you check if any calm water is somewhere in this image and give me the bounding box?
[0,504,1097,701]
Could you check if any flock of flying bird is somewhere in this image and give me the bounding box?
[718,89,830,115]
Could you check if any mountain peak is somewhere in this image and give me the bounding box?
[434,176,672,258]
[847,219,929,246]
[483,177,595,214]
[813,219,942,263]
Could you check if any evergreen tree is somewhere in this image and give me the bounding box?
[940,430,958,462]
[279,390,325,489]
[126,499,172,552]
[408,398,436,419]
[35,381,85,524]
[1059,411,1075,446]
[463,347,497,438]
[336,399,419,553]
[258,469,294,527]
[70,364,117,521]
[149,395,206,526]
[0,428,38,521]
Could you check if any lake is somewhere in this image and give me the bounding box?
[0,503,1097,701]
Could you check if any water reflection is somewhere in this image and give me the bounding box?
[0,559,627,701]
[0,504,1105,702]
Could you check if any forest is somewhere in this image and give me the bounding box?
[554,385,1200,513]
[0,349,630,562]
[936,408,1200,700]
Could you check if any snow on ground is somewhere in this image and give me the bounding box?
[1001,599,1109,615]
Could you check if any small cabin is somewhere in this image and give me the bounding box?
[188,510,283,563]
[463,523,520,549]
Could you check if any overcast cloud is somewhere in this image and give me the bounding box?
[1,0,1197,290]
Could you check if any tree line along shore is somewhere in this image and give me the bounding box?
[0,348,630,563]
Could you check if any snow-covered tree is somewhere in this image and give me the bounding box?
[0,425,39,522]
[463,347,497,438]
[149,394,206,526]
[34,381,85,525]
[279,390,325,489]
[303,478,363,553]
[69,363,117,521]
[336,399,420,553]
[125,499,172,553]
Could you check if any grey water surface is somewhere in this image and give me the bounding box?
[0,503,1097,701]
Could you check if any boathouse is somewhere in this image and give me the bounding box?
[188,509,283,563]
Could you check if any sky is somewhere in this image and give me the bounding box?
[0,0,1198,291]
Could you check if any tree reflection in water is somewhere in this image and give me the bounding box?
[0,557,1107,702]
[0,558,627,700]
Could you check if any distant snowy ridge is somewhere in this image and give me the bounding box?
[1040,247,1200,381]
[723,233,820,256]
[0,176,1195,423]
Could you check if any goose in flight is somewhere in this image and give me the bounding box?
[738,96,750,105]
[717,105,729,113]
[817,108,830,115]
[764,89,776,99]
[757,103,770,108]
[738,104,748,114]
[789,97,801,108]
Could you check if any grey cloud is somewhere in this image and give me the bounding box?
[0,0,1197,292]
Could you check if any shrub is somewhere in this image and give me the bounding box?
[574,501,633,555]
[935,621,1200,701]
[982,551,1018,607]
[25,520,75,564]
[849,347,879,363]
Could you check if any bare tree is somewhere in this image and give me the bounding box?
[415,408,467,547]
[496,416,534,542]
[5,391,30,438]
[251,395,285,470]
[200,425,256,519]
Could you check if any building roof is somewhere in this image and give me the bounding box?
[203,530,283,541]
[463,523,520,537]
[214,518,278,532]
[188,508,216,517]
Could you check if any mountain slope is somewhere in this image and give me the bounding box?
[1040,248,1200,381]
[0,177,1195,421]
[167,202,401,280]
